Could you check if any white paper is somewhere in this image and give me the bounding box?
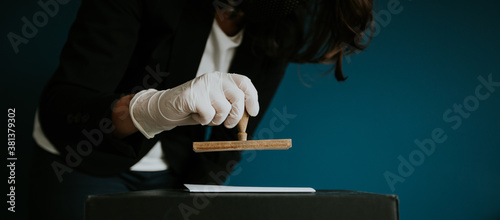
[184,184,316,193]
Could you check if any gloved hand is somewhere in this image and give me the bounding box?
[129,72,259,139]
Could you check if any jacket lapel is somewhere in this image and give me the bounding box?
[229,33,263,81]
[164,1,214,89]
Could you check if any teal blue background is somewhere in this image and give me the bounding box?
[2,0,499,219]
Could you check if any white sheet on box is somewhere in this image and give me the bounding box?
[184,184,316,193]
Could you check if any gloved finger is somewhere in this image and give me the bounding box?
[222,86,245,128]
[208,98,232,126]
[191,97,216,125]
[228,74,259,116]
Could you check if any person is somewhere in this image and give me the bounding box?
[28,0,374,219]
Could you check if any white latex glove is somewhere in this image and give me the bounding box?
[129,72,259,139]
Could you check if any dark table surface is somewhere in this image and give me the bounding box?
[85,189,399,220]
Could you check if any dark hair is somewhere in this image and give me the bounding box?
[237,0,374,81]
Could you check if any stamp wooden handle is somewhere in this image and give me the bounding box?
[193,111,293,152]
[237,111,249,141]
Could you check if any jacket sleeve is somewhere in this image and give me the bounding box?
[38,0,152,176]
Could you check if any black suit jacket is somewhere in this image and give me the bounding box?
[38,0,288,184]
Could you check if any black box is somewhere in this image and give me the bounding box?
[85,189,399,220]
